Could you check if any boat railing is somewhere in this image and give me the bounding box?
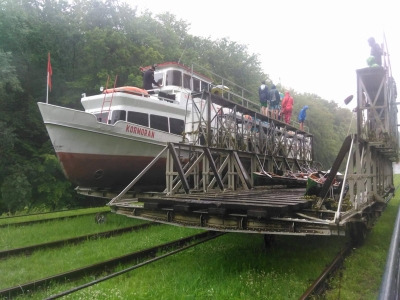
[290,120,310,133]
[190,63,310,133]
[190,63,259,109]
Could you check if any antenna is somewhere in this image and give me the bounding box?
[178,44,187,64]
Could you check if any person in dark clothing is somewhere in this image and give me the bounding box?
[258,80,269,116]
[143,64,161,93]
[268,84,280,119]
[368,37,383,66]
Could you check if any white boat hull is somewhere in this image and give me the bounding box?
[38,103,183,189]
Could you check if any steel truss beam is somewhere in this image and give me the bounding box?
[185,92,314,174]
[164,143,314,195]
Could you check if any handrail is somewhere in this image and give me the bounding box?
[191,63,258,108]
[378,204,400,300]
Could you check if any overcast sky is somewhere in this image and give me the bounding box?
[130,0,398,110]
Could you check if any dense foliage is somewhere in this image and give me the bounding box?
[0,0,355,214]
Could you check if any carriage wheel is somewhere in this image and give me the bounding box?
[349,222,367,246]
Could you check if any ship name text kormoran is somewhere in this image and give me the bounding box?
[126,124,155,138]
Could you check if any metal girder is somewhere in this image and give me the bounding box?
[185,92,314,175]
[167,143,190,194]
[203,147,224,190]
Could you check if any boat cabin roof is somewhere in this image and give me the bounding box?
[142,62,213,83]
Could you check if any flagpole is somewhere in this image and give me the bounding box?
[46,71,49,104]
[46,52,52,103]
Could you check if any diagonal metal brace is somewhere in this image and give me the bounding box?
[107,145,168,205]
[232,151,252,189]
[203,147,224,190]
[168,143,190,193]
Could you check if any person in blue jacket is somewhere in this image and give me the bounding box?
[258,80,269,116]
[298,105,308,131]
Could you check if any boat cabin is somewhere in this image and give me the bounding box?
[145,62,213,95]
[80,62,214,138]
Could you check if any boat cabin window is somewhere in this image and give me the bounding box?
[166,70,182,87]
[193,78,200,92]
[150,115,168,132]
[94,112,109,123]
[153,72,164,88]
[201,81,209,92]
[128,111,148,127]
[170,118,184,135]
[183,74,191,89]
[111,110,126,124]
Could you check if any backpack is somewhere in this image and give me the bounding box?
[270,89,278,105]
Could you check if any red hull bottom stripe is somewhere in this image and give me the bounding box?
[56,152,167,189]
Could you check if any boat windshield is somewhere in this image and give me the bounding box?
[166,70,182,87]
[193,78,200,92]
[153,72,164,88]
[183,73,191,89]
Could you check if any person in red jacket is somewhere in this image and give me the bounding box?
[281,91,294,124]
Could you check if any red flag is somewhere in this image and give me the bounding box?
[47,52,52,91]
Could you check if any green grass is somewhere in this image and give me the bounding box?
[0,206,110,226]
[324,174,400,299]
[3,176,399,299]
[11,232,348,299]
[0,213,146,250]
[0,224,203,290]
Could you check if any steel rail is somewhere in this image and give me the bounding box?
[298,242,353,300]
[0,206,106,220]
[0,211,110,228]
[0,231,222,299]
[0,223,157,259]
[45,231,224,299]
[300,182,399,299]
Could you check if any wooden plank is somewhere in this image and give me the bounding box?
[138,197,289,214]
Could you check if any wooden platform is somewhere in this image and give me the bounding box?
[139,189,310,219]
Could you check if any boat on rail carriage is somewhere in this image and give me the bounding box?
[38,62,215,191]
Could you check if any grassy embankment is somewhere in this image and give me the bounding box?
[325,174,400,299]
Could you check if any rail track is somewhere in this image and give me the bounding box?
[0,231,223,299]
[0,222,157,259]
[0,206,107,220]
[298,241,354,299]
[298,184,400,299]
[0,211,109,228]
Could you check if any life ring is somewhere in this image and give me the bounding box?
[103,86,149,97]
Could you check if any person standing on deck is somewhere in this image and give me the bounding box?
[281,91,294,124]
[143,64,161,94]
[269,84,280,119]
[298,105,308,131]
[258,80,269,116]
[368,37,383,66]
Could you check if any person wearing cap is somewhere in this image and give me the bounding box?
[367,37,383,66]
[143,64,161,94]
